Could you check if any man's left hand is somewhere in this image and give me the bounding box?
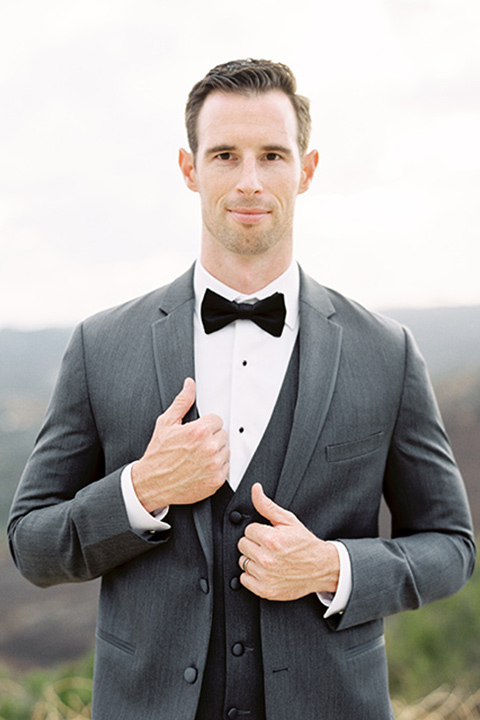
[237,483,340,601]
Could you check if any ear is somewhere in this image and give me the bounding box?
[178,148,198,192]
[298,149,319,195]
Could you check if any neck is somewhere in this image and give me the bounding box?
[200,248,292,295]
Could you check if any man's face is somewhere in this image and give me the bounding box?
[179,90,317,264]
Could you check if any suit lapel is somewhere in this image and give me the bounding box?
[151,265,214,572]
[274,271,343,509]
[151,266,196,415]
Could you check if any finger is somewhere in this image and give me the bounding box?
[238,535,261,558]
[161,377,196,425]
[239,571,263,597]
[238,555,258,578]
[218,442,230,463]
[213,452,230,485]
[243,521,274,545]
[212,427,229,449]
[198,413,225,434]
[251,482,295,527]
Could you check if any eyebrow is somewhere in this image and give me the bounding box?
[205,145,236,156]
[261,145,293,156]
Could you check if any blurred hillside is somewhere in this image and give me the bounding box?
[0,308,479,687]
[0,328,72,530]
[384,306,480,378]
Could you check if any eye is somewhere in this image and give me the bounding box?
[216,152,234,161]
[264,152,281,161]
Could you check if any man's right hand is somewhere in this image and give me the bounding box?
[131,378,229,512]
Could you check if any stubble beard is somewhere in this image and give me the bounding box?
[218,227,280,256]
[205,208,292,258]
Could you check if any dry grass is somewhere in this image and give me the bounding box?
[0,676,92,720]
[393,687,480,720]
[1,678,479,720]
[30,677,92,720]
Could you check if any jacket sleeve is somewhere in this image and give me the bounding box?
[333,327,475,630]
[8,324,168,589]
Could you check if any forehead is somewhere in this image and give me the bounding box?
[196,90,299,152]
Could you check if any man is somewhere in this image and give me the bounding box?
[9,59,475,720]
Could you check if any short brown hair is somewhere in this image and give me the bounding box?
[185,58,312,157]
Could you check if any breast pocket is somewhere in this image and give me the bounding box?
[96,627,136,656]
[326,431,384,463]
[344,633,386,662]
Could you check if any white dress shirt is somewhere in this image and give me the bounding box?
[194,260,300,491]
[121,260,351,616]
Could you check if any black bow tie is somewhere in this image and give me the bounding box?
[201,288,286,337]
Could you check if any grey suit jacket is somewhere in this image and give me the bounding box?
[8,266,475,720]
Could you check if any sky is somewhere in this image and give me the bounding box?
[1,0,479,329]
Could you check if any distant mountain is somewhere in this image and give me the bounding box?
[380,305,480,378]
[0,328,72,397]
[0,328,73,530]
[1,306,479,395]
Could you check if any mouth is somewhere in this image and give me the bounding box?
[227,208,272,224]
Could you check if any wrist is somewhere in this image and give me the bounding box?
[131,460,168,513]
[311,538,340,595]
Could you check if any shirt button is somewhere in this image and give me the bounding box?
[229,510,243,525]
[238,427,245,434]
[242,360,247,366]
[199,578,209,594]
[232,642,244,656]
[230,576,241,590]
[184,666,198,684]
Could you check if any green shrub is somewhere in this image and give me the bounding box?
[386,554,480,702]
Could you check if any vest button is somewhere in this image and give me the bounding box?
[229,510,243,525]
[199,577,209,594]
[183,666,198,684]
[227,708,239,719]
[230,576,241,590]
[232,642,244,656]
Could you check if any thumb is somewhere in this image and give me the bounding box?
[161,377,196,425]
[251,483,295,526]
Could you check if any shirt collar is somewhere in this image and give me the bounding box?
[194,260,299,331]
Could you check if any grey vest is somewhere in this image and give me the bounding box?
[196,340,299,720]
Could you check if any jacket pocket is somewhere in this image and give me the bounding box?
[96,627,136,655]
[326,431,383,463]
[344,633,385,661]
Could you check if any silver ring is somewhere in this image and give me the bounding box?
[242,557,250,573]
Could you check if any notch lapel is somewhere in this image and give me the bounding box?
[150,266,213,573]
[151,267,196,414]
[274,271,343,509]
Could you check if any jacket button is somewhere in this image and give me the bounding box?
[229,510,243,525]
[230,576,241,590]
[232,642,244,656]
[227,709,239,719]
[184,666,197,684]
[199,578,209,594]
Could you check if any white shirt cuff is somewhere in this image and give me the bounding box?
[120,463,171,534]
[317,541,352,617]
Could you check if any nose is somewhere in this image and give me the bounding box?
[236,157,262,196]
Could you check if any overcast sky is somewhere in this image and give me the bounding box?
[1,0,479,329]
